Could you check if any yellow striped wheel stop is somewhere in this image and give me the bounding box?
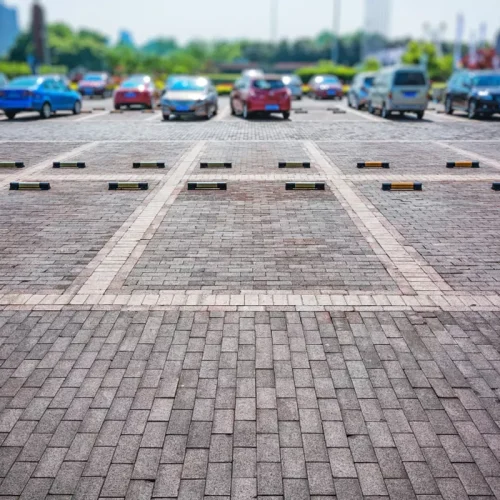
[200,162,232,169]
[188,182,227,190]
[382,182,422,191]
[0,162,24,168]
[294,109,308,114]
[141,109,156,113]
[279,162,311,168]
[10,182,50,190]
[446,161,480,168]
[357,162,390,169]
[109,182,148,190]
[492,183,500,191]
[79,110,93,114]
[133,162,166,168]
[286,182,325,190]
[93,107,106,111]
[110,110,124,114]
[53,162,86,168]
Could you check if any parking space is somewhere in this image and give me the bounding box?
[0,182,150,294]
[123,181,398,293]
[43,141,194,175]
[360,181,500,293]
[0,142,85,173]
[444,140,500,163]
[197,141,319,175]
[317,140,493,175]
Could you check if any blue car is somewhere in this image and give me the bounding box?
[0,75,82,120]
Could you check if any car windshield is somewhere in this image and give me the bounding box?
[394,71,426,86]
[169,78,208,91]
[364,77,375,87]
[282,76,301,85]
[121,78,146,88]
[472,75,500,87]
[83,75,105,82]
[253,79,285,90]
[8,77,41,88]
[318,76,340,84]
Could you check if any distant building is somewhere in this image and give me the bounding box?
[118,30,135,47]
[0,0,20,57]
[364,0,392,37]
[363,0,392,60]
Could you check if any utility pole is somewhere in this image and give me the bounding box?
[271,0,278,42]
[331,0,341,64]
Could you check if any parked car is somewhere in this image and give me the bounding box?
[0,73,8,88]
[114,75,155,110]
[282,75,303,100]
[368,65,429,119]
[230,74,291,120]
[0,75,82,120]
[347,72,375,109]
[78,72,111,98]
[308,75,343,100]
[161,76,218,120]
[445,70,500,119]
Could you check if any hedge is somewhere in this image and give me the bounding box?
[296,64,357,84]
[0,61,69,78]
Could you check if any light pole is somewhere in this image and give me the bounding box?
[271,0,278,42]
[331,0,341,64]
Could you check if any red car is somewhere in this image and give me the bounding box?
[78,72,111,98]
[230,75,291,119]
[114,75,155,110]
[308,75,343,100]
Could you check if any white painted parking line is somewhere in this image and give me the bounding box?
[341,105,384,123]
[143,113,162,122]
[74,111,109,122]
[212,103,231,122]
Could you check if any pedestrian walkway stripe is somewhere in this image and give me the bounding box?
[279,162,311,168]
[133,162,166,168]
[382,182,422,191]
[286,182,325,190]
[188,182,227,190]
[10,182,50,190]
[53,162,86,168]
[446,161,480,168]
[357,162,390,169]
[0,161,24,168]
[109,182,148,190]
[200,162,232,169]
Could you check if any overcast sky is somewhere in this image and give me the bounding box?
[10,0,500,45]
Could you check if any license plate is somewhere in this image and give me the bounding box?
[327,90,335,95]
[265,104,279,111]
[125,92,136,98]
[84,89,93,94]
[176,105,190,111]
[403,92,417,98]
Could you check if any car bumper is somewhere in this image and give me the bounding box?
[162,104,209,116]
[388,102,427,112]
[0,99,38,111]
[476,100,500,113]
[316,90,343,98]
[247,103,290,112]
[79,87,106,96]
[115,96,151,106]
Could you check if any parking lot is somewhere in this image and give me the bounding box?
[1,95,500,499]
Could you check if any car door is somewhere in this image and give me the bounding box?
[41,79,60,110]
[54,80,72,109]
[455,74,469,109]
[371,75,382,108]
[232,79,245,113]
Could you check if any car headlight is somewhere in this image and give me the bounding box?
[477,91,493,100]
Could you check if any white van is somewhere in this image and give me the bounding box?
[368,65,429,119]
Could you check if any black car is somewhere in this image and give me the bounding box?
[445,70,500,119]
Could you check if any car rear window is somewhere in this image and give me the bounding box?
[9,77,41,88]
[83,74,106,82]
[253,79,285,90]
[394,71,426,86]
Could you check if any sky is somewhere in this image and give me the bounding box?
[9,0,500,45]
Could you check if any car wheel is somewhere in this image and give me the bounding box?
[381,103,391,119]
[468,100,477,119]
[162,114,170,121]
[283,112,290,120]
[213,105,218,116]
[114,104,121,111]
[230,101,236,115]
[297,96,302,101]
[353,97,360,110]
[445,96,454,115]
[416,111,424,120]
[5,111,16,120]
[40,102,51,119]
[73,100,82,115]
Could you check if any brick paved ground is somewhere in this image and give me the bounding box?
[0,96,500,498]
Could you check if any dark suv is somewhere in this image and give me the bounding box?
[445,70,500,119]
